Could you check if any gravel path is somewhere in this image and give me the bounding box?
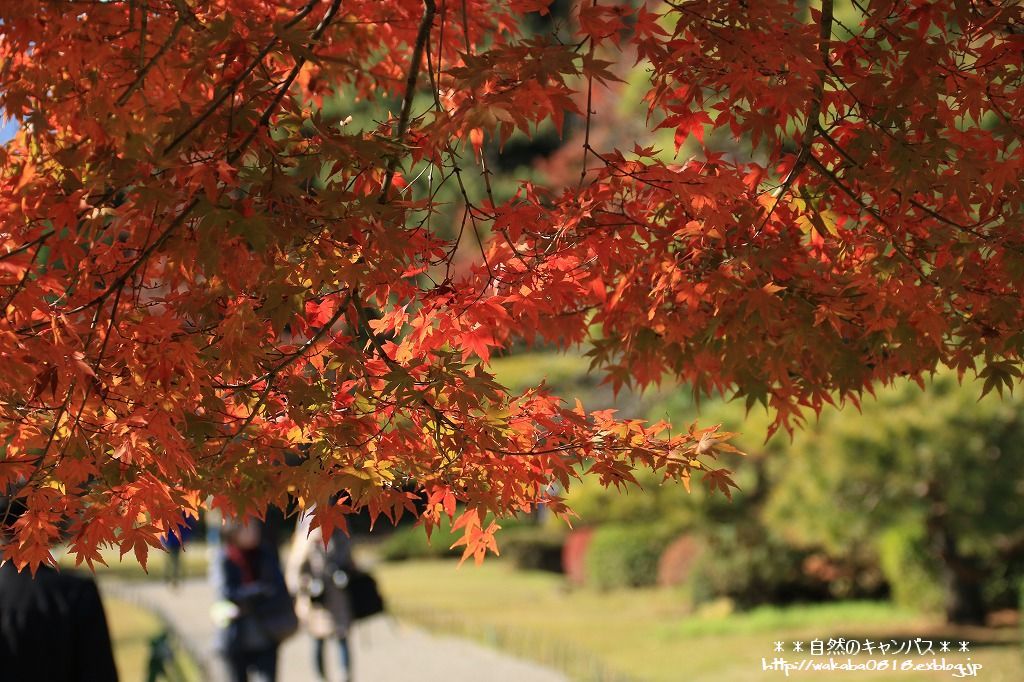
[106,578,568,682]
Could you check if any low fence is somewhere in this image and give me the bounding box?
[393,605,638,682]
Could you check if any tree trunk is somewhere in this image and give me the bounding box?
[925,484,987,625]
[934,528,987,625]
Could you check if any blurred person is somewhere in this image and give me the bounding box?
[211,517,297,682]
[160,513,197,588]
[0,493,119,681]
[286,512,355,682]
[206,504,223,565]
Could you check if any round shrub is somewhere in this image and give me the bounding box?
[877,523,944,613]
[688,523,822,608]
[585,523,673,590]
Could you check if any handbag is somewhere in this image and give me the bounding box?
[233,614,276,653]
[345,567,385,620]
[254,584,299,642]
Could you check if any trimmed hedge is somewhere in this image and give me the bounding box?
[585,523,672,590]
[378,516,549,563]
[500,526,566,572]
[378,522,461,561]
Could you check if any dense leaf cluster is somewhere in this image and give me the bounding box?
[0,0,1020,569]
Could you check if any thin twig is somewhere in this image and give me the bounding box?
[756,0,833,232]
[117,17,185,106]
[380,0,437,200]
[228,0,344,163]
[163,0,322,156]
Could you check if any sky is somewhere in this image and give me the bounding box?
[1,118,17,143]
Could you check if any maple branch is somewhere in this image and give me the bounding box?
[460,0,472,53]
[52,287,126,469]
[352,288,459,438]
[380,0,437,200]
[229,304,348,438]
[435,0,446,92]
[898,191,995,235]
[805,0,834,153]
[221,291,352,392]
[52,0,344,320]
[116,16,186,106]
[0,241,49,319]
[73,197,200,315]
[420,31,529,274]
[228,0,344,162]
[15,373,79,510]
[813,123,1016,251]
[585,144,697,193]
[203,295,351,465]
[163,0,322,156]
[757,0,833,230]
[170,0,204,30]
[579,0,598,190]
[807,154,886,226]
[138,1,148,72]
[667,4,737,49]
[807,153,938,288]
[0,229,54,263]
[984,82,1024,137]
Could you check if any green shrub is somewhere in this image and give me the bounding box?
[378,515,541,563]
[688,523,821,609]
[378,521,461,562]
[585,523,673,590]
[566,468,698,528]
[877,523,944,613]
[500,526,566,572]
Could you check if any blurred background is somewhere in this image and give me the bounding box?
[54,358,1024,681]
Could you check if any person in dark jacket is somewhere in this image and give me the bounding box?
[0,494,119,681]
[211,517,296,682]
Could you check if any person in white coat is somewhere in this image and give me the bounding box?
[286,513,355,682]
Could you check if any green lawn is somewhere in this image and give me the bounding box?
[491,351,594,393]
[55,542,210,581]
[376,559,1023,682]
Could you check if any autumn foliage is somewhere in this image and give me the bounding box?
[0,0,1020,570]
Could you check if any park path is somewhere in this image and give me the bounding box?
[106,577,568,682]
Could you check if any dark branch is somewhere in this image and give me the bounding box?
[380,0,437,200]
[162,0,322,156]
